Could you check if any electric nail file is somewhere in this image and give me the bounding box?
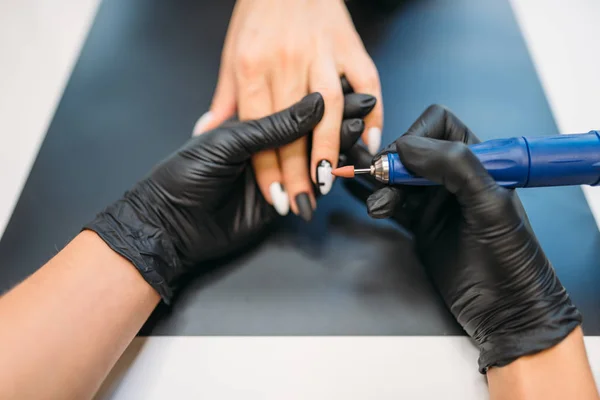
[332,131,600,188]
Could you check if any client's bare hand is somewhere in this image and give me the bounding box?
[193,0,383,221]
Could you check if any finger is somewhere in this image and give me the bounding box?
[343,93,376,120]
[366,186,405,219]
[310,117,365,201]
[344,56,383,155]
[340,119,365,153]
[234,65,286,213]
[309,57,344,196]
[278,136,313,220]
[254,151,289,216]
[396,136,497,206]
[220,93,324,162]
[193,67,237,136]
[341,75,354,94]
[403,104,481,145]
[272,64,313,220]
[193,11,240,136]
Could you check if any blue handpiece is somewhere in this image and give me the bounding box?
[386,131,600,188]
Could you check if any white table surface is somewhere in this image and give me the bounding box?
[0,0,598,398]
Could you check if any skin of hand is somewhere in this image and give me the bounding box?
[193,0,383,220]
[85,92,374,303]
[343,105,585,374]
[488,327,599,400]
[0,231,160,400]
[0,93,373,399]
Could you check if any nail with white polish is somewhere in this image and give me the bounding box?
[316,160,333,195]
[269,182,290,216]
[367,127,382,155]
[192,111,213,136]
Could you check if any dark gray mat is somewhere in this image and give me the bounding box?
[1,0,598,335]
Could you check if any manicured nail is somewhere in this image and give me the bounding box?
[192,111,213,136]
[295,193,313,222]
[367,127,382,155]
[316,160,333,195]
[269,182,289,216]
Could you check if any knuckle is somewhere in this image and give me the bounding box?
[282,164,310,189]
[314,134,339,151]
[356,61,381,90]
[497,187,515,206]
[252,151,276,169]
[275,46,302,66]
[365,72,381,90]
[318,86,344,106]
[426,104,448,114]
[241,80,268,101]
[482,187,519,223]
[445,141,471,163]
[493,187,516,210]
[236,50,266,79]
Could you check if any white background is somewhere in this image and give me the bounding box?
[0,0,598,398]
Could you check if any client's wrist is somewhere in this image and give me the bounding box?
[78,230,161,304]
[83,194,182,304]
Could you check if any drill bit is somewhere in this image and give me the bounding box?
[331,165,373,178]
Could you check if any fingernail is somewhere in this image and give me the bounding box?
[295,193,313,222]
[367,127,382,155]
[269,182,289,216]
[316,160,333,195]
[192,111,213,136]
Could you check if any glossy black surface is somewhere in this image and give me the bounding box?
[1,0,598,334]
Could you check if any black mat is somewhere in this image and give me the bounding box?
[1,0,598,335]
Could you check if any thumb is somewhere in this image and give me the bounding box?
[397,136,497,206]
[222,93,325,162]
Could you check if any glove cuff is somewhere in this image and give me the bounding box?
[477,308,582,374]
[83,198,181,304]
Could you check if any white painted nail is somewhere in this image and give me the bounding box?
[367,127,382,155]
[316,160,333,195]
[269,182,290,216]
[192,111,213,136]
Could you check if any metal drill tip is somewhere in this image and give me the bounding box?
[354,168,372,175]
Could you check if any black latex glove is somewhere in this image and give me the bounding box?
[343,104,582,373]
[85,92,375,304]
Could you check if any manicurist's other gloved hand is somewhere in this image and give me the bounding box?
[344,105,583,373]
[85,92,375,304]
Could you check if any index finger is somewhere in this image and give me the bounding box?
[309,57,344,196]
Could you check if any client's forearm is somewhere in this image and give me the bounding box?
[0,230,160,400]
[488,327,599,400]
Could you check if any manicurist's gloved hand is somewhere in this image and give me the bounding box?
[343,105,582,373]
[85,92,375,304]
